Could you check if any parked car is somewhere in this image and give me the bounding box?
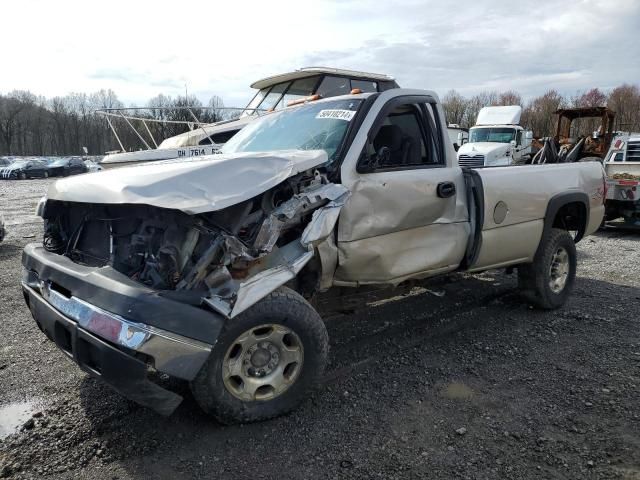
[22,89,605,423]
[0,159,50,179]
[84,159,103,173]
[47,157,87,177]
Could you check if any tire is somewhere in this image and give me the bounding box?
[191,287,328,424]
[19,172,27,180]
[517,228,576,309]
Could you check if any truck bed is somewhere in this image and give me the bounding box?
[470,162,605,270]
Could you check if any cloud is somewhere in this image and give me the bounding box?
[299,0,640,100]
[0,0,638,107]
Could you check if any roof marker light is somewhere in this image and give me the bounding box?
[287,94,321,107]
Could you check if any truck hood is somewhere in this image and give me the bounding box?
[46,150,328,214]
[458,142,511,165]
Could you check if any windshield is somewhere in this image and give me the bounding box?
[469,127,516,143]
[222,98,362,162]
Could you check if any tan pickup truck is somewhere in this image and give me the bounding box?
[22,89,605,423]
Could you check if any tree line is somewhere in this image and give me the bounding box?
[441,84,640,138]
[1,84,639,156]
[0,90,227,156]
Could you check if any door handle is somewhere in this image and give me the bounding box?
[437,181,456,198]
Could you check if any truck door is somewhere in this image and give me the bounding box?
[336,95,470,285]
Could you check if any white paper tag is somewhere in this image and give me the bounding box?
[316,109,356,121]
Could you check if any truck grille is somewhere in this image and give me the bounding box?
[458,154,485,168]
[626,141,640,161]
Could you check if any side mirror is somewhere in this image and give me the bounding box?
[510,140,517,148]
[457,132,464,145]
[525,131,533,139]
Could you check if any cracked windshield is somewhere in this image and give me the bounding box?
[221,99,362,161]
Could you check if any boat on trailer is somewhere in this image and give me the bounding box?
[97,67,398,169]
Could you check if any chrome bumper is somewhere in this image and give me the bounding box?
[22,271,211,381]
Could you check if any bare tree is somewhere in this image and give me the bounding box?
[0,94,26,154]
[608,84,640,133]
[441,90,467,126]
[521,90,565,138]
[497,90,522,107]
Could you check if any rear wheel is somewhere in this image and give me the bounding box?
[518,228,576,309]
[191,287,328,424]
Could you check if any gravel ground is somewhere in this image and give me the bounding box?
[0,179,639,480]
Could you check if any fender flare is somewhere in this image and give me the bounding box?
[542,192,590,245]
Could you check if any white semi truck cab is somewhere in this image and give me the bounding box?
[458,106,533,168]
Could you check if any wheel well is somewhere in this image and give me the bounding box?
[552,201,587,242]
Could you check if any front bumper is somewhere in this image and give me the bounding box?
[22,244,225,415]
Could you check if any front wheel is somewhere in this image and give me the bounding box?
[191,287,328,424]
[518,228,577,309]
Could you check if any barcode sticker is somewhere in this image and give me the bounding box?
[316,109,356,121]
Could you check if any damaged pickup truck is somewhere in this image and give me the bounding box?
[22,89,606,423]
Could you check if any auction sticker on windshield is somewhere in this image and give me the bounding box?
[316,109,356,121]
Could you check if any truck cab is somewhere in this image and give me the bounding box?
[457,106,533,168]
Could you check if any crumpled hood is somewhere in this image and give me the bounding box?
[458,142,511,165]
[47,150,328,214]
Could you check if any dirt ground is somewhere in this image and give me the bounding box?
[0,178,639,480]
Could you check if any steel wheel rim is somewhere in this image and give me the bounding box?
[222,324,304,402]
[549,247,570,294]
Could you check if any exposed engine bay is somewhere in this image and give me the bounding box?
[40,170,349,317]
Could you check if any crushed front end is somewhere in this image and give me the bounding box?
[22,170,348,414]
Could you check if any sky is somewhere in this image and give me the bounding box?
[2,0,639,107]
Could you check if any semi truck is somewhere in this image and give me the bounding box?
[457,106,533,168]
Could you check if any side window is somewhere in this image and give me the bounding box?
[316,76,350,98]
[359,103,441,172]
[199,129,240,145]
[351,79,377,93]
[259,83,290,111]
[614,152,624,162]
[516,130,523,146]
[276,76,319,109]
